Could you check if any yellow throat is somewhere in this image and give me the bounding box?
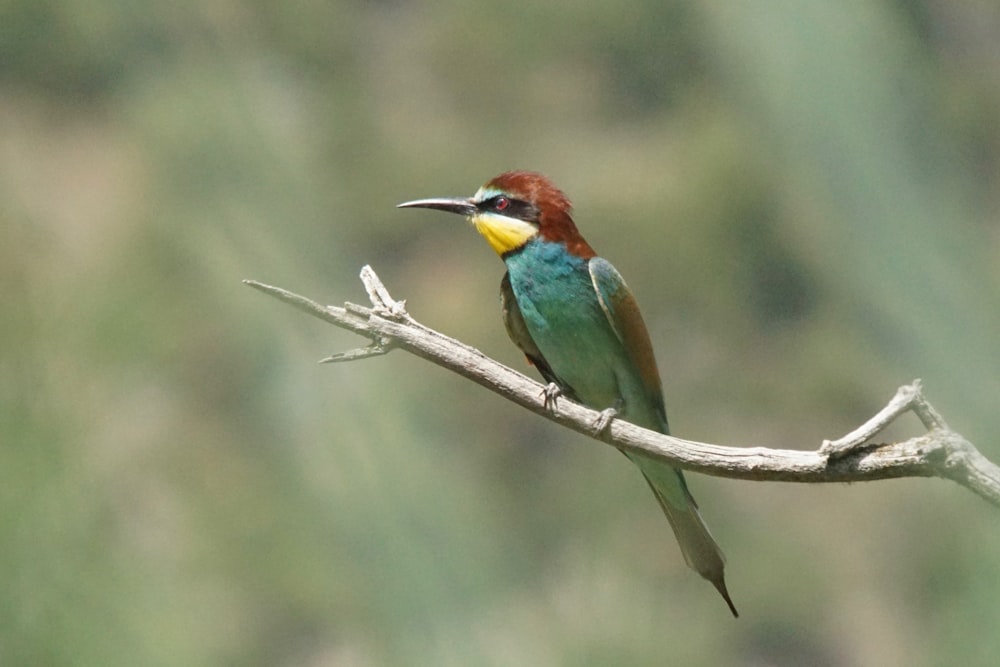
[471,212,538,256]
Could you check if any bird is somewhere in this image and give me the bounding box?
[398,171,737,617]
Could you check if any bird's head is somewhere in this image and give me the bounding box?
[398,171,596,258]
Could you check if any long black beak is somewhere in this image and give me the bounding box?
[396,197,477,217]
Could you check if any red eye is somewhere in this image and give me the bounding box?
[494,196,509,212]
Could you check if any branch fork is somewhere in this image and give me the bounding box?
[245,266,1000,507]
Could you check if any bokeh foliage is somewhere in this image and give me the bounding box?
[2,0,998,664]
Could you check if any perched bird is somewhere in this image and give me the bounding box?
[398,171,737,617]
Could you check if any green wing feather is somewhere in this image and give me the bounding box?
[587,257,669,433]
[587,258,736,616]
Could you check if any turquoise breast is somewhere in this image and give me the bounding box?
[503,238,628,412]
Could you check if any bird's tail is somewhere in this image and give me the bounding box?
[639,469,738,617]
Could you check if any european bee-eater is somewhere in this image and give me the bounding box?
[398,171,737,617]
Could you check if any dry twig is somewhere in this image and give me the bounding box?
[245,266,1000,508]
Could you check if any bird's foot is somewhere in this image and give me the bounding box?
[540,382,562,412]
[592,407,619,435]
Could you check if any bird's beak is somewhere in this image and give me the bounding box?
[396,197,477,217]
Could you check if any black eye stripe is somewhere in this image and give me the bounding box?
[479,196,539,223]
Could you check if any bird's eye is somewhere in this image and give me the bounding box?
[494,196,510,212]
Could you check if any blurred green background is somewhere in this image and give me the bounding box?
[2,0,999,665]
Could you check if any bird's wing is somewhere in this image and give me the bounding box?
[590,259,733,613]
[588,257,668,430]
[500,271,577,398]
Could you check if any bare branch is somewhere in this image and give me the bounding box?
[244,267,1000,508]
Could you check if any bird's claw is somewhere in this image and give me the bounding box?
[540,382,562,412]
[592,407,619,435]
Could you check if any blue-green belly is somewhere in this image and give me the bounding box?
[504,239,661,431]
